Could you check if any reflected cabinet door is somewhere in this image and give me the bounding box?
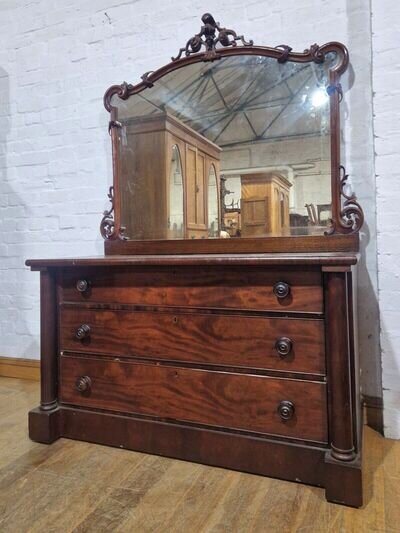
[186,143,207,236]
[208,163,219,238]
[242,197,270,237]
[196,152,206,228]
[186,144,197,229]
[168,145,184,239]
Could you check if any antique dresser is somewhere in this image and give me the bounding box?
[27,14,365,507]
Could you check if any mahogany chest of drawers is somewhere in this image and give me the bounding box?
[26,253,362,507]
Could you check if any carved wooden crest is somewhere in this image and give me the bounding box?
[172,13,253,61]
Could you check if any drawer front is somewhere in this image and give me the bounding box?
[60,266,323,313]
[60,356,328,442]
[60,308,325,375]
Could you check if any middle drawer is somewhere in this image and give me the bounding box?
[60,307,325,375]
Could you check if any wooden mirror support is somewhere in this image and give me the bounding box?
[101,12,363,254]
[27,13,365,508]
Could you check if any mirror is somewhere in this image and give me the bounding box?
[112,52,336,241]
[208,165,219,238]
[168,145,184,239]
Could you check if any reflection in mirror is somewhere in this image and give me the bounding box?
[114,53,336,240]
[208,165,219,238]
[168,146,184,238]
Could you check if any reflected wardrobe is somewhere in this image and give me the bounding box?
[120,112,220,240]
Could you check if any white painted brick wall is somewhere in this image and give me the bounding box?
[372,0,400,439]
[0,1,385,433]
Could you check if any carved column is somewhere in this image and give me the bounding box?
[29,267,60,444]
[39,269,58,411]
[324,269,356,462]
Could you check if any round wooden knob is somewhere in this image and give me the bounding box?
[75,376,91,394]
[76,279,89,293]
[75,324,91,340]
[277,400,295,421]
[275,337,293,357]
[273,281,290,299]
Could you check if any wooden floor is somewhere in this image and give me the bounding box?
[0,377,399,533]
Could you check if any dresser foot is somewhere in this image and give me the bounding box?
[29,406,61,444]
[324,451,363,508]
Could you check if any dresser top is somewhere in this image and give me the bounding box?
[26,253,358,271]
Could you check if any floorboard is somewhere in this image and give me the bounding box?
[0,376,398,533]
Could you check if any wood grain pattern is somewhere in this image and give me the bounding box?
[241,173,290,236]
[59,355,328,442]
[123,112,221,158]
[119,112,220,241]
[325,271,356,461]
[26,251,358,270]
[3,377,399,530]
[104,233,360,255]
[120,127,167,240]
[60,307,326,374]
[60,405,327,486]
[26,254,362,506]
[39,269,58,411]
[59,266,323,313]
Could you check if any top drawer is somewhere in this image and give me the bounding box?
[59,266,323,314]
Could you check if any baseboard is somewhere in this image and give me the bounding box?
[0,356,40,381]
[363,394,384,436]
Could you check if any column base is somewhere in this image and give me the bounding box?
[324,451,363,508]
[29,406,61,444]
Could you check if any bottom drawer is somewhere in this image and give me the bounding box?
[60,356,327,443]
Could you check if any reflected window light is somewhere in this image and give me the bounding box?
[311,87,329,107]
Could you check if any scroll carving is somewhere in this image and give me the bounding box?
[172,13,253,61]
[100,186,115,239]
[141,71,154,88]
[100,186,127,240]
[104,81,133,112]
[326,166,364,235]
[103,40,349,112]
[275,45,293,63]
[305,43,325,64]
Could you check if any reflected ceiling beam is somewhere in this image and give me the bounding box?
[227,64,271,111]
[220,131,325,148]
[166,63,238,114]
[174,75,210,119]
[258,72,313,138]
[199,64,273,137]
[136,93,166,114]
[284,80,293,96]
[181,96,291,124]
[159,74,207,112]
[197,75,211,102]
[212,110,236,143]
[131,62,317,146]
[200,65,311,141]
[237,65,308,109]
[243,111,258,138]
[210,71,231,111]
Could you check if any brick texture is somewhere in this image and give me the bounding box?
[0,1,390,433]
[372,0,400,439]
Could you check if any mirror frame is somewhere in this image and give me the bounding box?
[101,13,363,254]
